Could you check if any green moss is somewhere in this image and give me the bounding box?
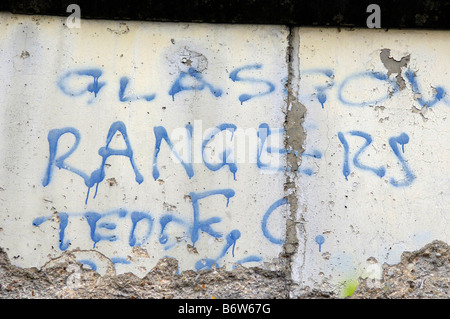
[341,279,359,298]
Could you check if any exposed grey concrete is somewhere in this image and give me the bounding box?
[379,48,410,90]
[1,241,448,298]
[282,27,307,294]
[0,248,289,299]
[351,241,450,298]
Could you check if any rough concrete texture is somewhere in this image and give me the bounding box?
[0,248,288,299]
[351,241,450,298]
[2,241,448,298]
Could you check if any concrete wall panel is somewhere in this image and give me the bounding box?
[0,13,289,277]
[292,28,450,296]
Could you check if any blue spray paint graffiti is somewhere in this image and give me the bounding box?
[300,149,323,176]
[338,71,399,107]
[42,127,87,188]
[32,213,71,251]
[194,229,263,270]
[303,149,322,159]
[261,198,287,245]
[195,229,240,270]
[42,121,144,204]
[77,259,98,271]
[89,121,144,202]
[57,63,279,105]
[388,132,415,187]
[168,68,222,101]
[338,131,386,180]
[302,67,448,108]
[85,209,127,248]
[32,184,284,272]
[33,190,239,252]
[119,76,156,102]
[202,124,238,179]
[301,69,335,108]
[110,257,132,265]
[405,70,445,108]
[229,64,275,105]
[152,124,194,180]
[56,65,449,109]
[338,130,414,186]
[42,121,288,205]
[315,235,325,252]
[337,132,351,181]
[159,214,187,250]
[257,123,286,172]
[351,131,386,178]
[189,189,235,246]
[58,68,106,103]
[234,256,263,268]
[129,211,154,247]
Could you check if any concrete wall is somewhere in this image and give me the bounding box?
[0,12,448,298]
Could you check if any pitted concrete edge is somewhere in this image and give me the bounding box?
[350,240,450,299]
[0,247,288,299]
[1,240,448,298]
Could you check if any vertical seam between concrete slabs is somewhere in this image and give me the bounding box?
[283,26,307,296]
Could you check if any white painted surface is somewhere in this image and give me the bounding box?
[0,13,289,277]
[292,28,450,296]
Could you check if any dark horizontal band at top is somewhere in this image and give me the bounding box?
[1,0,450,29]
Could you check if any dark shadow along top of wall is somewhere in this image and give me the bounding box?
[1,0,450,29]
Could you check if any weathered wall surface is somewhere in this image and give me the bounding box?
[0,12,449,298]
[0,12,289,277]
[292,28,450,297]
